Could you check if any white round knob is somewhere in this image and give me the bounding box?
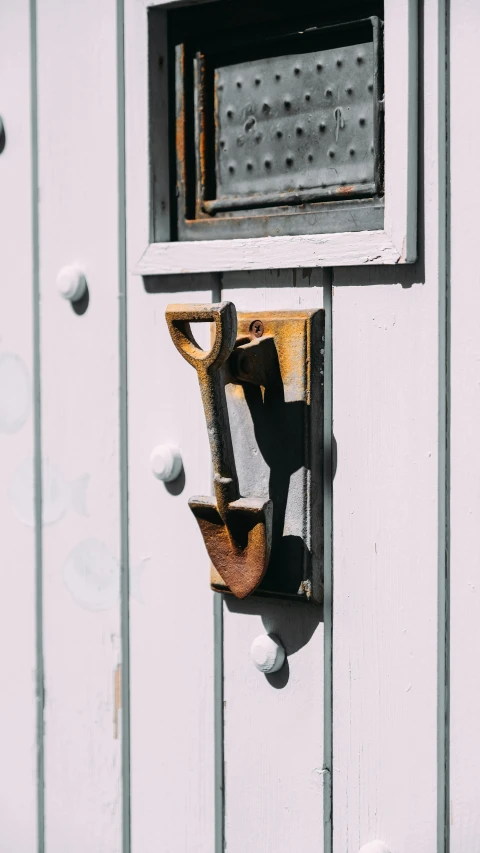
[359,843,391,853]
[150,444,182,483]
[250,633,285,674]
[56,265,87,302]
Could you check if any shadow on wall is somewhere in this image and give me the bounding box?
[225,593,323,689]
[0,117,6,154]
[71,283,90,316]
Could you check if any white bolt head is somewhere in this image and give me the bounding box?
[250,633,285,674]
[359,843,391,853]
[150,444,182,483]
[56,265,87,302]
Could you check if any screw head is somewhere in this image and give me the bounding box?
[249,319,264,338]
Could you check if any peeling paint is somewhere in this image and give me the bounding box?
[63,539,119,611]
[9,456,89,526]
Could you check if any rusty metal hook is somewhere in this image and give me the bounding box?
[166,302,272,599]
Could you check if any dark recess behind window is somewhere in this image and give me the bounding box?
[151,0,384,241]
[168,0,383,46]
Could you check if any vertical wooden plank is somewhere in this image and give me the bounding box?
[437,1,448,847]
[332,2,440,850]
[125,4,216,850]
[37,1,122,848]
[449,2,480,849]
[127,278,216,853]
[0,3,38,849]
[221,271,326,853]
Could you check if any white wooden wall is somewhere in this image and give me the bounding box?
[0,4,38,851]
[220,271,326,853]
[0,1,477,851]
[332,2,442,849]
[37,1,124,850]
[450,1,480,850]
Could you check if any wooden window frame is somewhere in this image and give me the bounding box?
[134,0,418,274]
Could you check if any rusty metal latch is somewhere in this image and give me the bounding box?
[166,301,324,603]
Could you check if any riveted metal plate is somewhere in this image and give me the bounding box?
[213,38,378,210]
[171,10,384,240]
[210,309,324,603]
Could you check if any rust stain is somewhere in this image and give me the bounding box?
[299,579,313,600]
[190,496,272,599]
[176,112,185,172]
[196,53,208,217]
[235,311,311,400]
[198,58,206,166]
[336,184,356,195]
[176,46,186,188]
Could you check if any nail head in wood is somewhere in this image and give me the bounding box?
[250,634,285,673]
[56,264,87,302]
[150,444,183,483]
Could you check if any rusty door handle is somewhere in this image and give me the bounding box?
[165,301,237,373]
[166,301,239,518]
[166,302,272,599]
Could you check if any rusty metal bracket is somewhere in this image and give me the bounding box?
[166,302,324,603]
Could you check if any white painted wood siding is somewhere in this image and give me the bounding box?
[127,279,217,853]
[221,271,327,853]
[331,1,441,849]
[37,1,123,849]
[125,4,216,851]
[450,1,480,850]
[2,2,480,852]
[0,3,38,850]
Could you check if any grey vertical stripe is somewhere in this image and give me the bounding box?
[323,272,333,853]
[437,0,450,850]
[214,594,225,853]
[116,1,131,851]
[29,0,44,850]
[212,274,225,853]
